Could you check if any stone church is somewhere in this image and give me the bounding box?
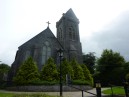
[8,8,82,81]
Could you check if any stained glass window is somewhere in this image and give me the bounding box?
[42,41,51,65]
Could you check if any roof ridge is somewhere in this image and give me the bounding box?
[19,27,53,48]
[64,8,79,22]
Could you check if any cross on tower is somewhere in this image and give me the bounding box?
[46,21,51,27]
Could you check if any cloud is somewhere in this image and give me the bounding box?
[83,11,129,61]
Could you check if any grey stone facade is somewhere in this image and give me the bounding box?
[8,8,82,81]
[56,8,82,63]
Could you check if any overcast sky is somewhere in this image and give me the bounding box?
[0,0,129,65]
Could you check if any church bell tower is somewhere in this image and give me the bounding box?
[56,8,82,63]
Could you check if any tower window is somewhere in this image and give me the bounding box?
[73,29,75,40]
[69,31,72,39]
[60,28,63,41]
[69,26,76,40]
[69,28,72,31]
[58,28,63,41]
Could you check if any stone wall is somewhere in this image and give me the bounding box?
[7,85,92,92]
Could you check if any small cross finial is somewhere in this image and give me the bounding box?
[46,21,51,27]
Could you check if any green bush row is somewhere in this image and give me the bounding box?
[14,80,92,86]
[13,57,93,86]
[71,80,92,85]
[28,80,59,86]
[0,81,7,89]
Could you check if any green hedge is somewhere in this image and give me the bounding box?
[14,80,93,86]
[28,80,59,85]
[71,80,92,85]
[29,80,92,86]
[0,81,7,89]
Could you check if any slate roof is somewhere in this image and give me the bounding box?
[19,27,63,49]
[64,8,79,22]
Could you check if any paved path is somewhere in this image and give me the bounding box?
[0,88,109,97]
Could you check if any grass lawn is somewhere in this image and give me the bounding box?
[0,93,14,97]
[102,87,125,95]
[0,93,59,97]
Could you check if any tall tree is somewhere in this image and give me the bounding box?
[95,49,125,85]
[0,63,10,74]
[13,57,40,85]
[61,58,74,80]
[83,52,96,74]
[0,63,10,81]
[124,62,129,81]
[41,58,59,81]
[81,64,93,86]
[70,59,84,80]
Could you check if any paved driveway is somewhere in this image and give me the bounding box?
[0,88,108,97]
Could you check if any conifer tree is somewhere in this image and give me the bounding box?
[61,58,74,80]
[13,57,40,85]
[41,58,59,81]
[71,59,84,80]
[81,64,93,85]
[0,63,10,82]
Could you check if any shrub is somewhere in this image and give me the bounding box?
[28,80,59,85]
[81,64,93,86]
[0,81,7,89]
[41,58,59,81]
[72,80,92,85]
[70,59,84,80]
[61,58,74,81]
[13,57,40,85]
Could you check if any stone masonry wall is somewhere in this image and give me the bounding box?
[7,85,92,92]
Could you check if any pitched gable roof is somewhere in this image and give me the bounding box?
[64,8,79,23]
[19,27,60,49]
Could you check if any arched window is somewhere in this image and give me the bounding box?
[42,41,51,65]
[59,28,63,41]
[73,29,76,40]
[57,29,60,40]
[69,26,75,40]
[24,50,30,61]
[47,47,51,59]
[69,27,72,39]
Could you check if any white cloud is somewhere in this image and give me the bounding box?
[0,0,129,65]
[83,11,129,60]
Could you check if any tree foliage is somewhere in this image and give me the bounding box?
[61,58,74,80]
[81,64,93,85]
[124,62,129,81]
[97,49,125,72]
[41,58,59,81]
[83,52,96,74]
[95,49,125,85]
[0,63,10,81]
[13,57,40,85]
[12,57,93,86]
[70,59,84,80]
[0,63,10,73]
